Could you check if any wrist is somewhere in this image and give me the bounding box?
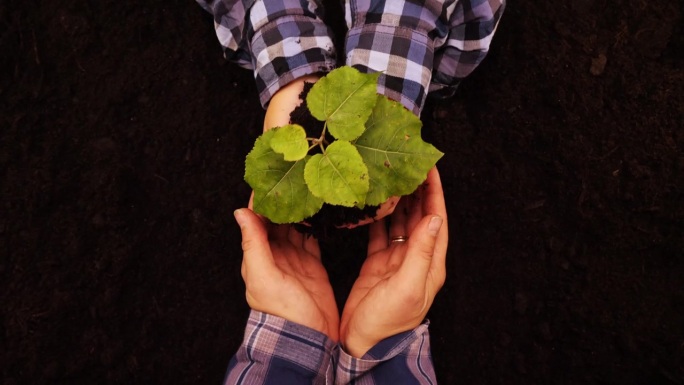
[342,329,377,358]
[342,339,372,358]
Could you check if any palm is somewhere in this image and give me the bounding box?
[340,168,448,357]
[341,245,431,346]
[269,237,338,338]
[240,217,339,341]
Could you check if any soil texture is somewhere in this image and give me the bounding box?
[2,0,683,384]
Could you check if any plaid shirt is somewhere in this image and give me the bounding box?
[197,0,505,115]
[224,310,436,384]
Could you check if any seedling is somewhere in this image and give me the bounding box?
[244,67,443,224]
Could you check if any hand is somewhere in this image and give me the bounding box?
[263,75,320,132]
[336,196,401,229]
[234,208,340,341]
[340,167,448,357]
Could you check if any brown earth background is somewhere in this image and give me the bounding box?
[2,0,683,384]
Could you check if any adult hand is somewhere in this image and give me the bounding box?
[340,167,448,357]
[234,208,340,341]
[263,75,321,132]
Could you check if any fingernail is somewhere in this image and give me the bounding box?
[234,209,245,226]
[428,216,443,236]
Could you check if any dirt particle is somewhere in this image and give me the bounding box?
[590,54,607,76]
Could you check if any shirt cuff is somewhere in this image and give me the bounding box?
[345,24,434,116]
[249,11,337,108]
[224,310,335,384]
[336,322,436,383]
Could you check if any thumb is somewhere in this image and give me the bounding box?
[397,215,443,285]
[234,208,274,271]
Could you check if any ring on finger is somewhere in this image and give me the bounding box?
[390,235,408,243]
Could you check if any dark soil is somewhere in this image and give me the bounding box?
[2,0,683,384]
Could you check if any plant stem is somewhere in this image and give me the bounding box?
[305,123,330,153]
[319,122,328,153]
[321,122,328,138]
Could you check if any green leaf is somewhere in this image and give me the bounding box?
[353,96,443,205]
[307,67,379,141]
[245,130,323,223]
[270,124,309,161]
[304,140,369,207]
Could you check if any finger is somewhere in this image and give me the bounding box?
[372,196,400,224]
[274,245,300,275]
[422,167,449,277]
[234,209,276,274]
[271,223,290,242]
[288,226,321,260]
[405,190,424,235]
[270,225,294,271]
[303,233,321,259]
[287,226,314,268]
[337,196,399,229]
[396,214,443,288]
[367,218,388,255]
[247,192,271,227]
[388,197,409,240]
[422,167,446,218]
[288,225,304,247]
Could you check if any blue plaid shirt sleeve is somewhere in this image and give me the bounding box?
[225,311,436,384]
[224,310,336,384]
[335,323,436,384]
[198,0,504,114]
[345,0,506,115]
[197,0,337,108]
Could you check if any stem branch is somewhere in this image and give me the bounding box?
[319,122,328,153]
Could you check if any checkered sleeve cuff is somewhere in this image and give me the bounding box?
[248,0,337,107]
[335,323,437,384]
[224,310,335,384]
[430,0,506,99]
[345,24,433,116]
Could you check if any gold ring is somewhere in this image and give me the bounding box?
[390,235,408,243]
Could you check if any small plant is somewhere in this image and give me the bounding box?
[244,67,443,224]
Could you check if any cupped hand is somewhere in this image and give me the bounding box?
[234,208,340,341]
[340,167,448,357]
